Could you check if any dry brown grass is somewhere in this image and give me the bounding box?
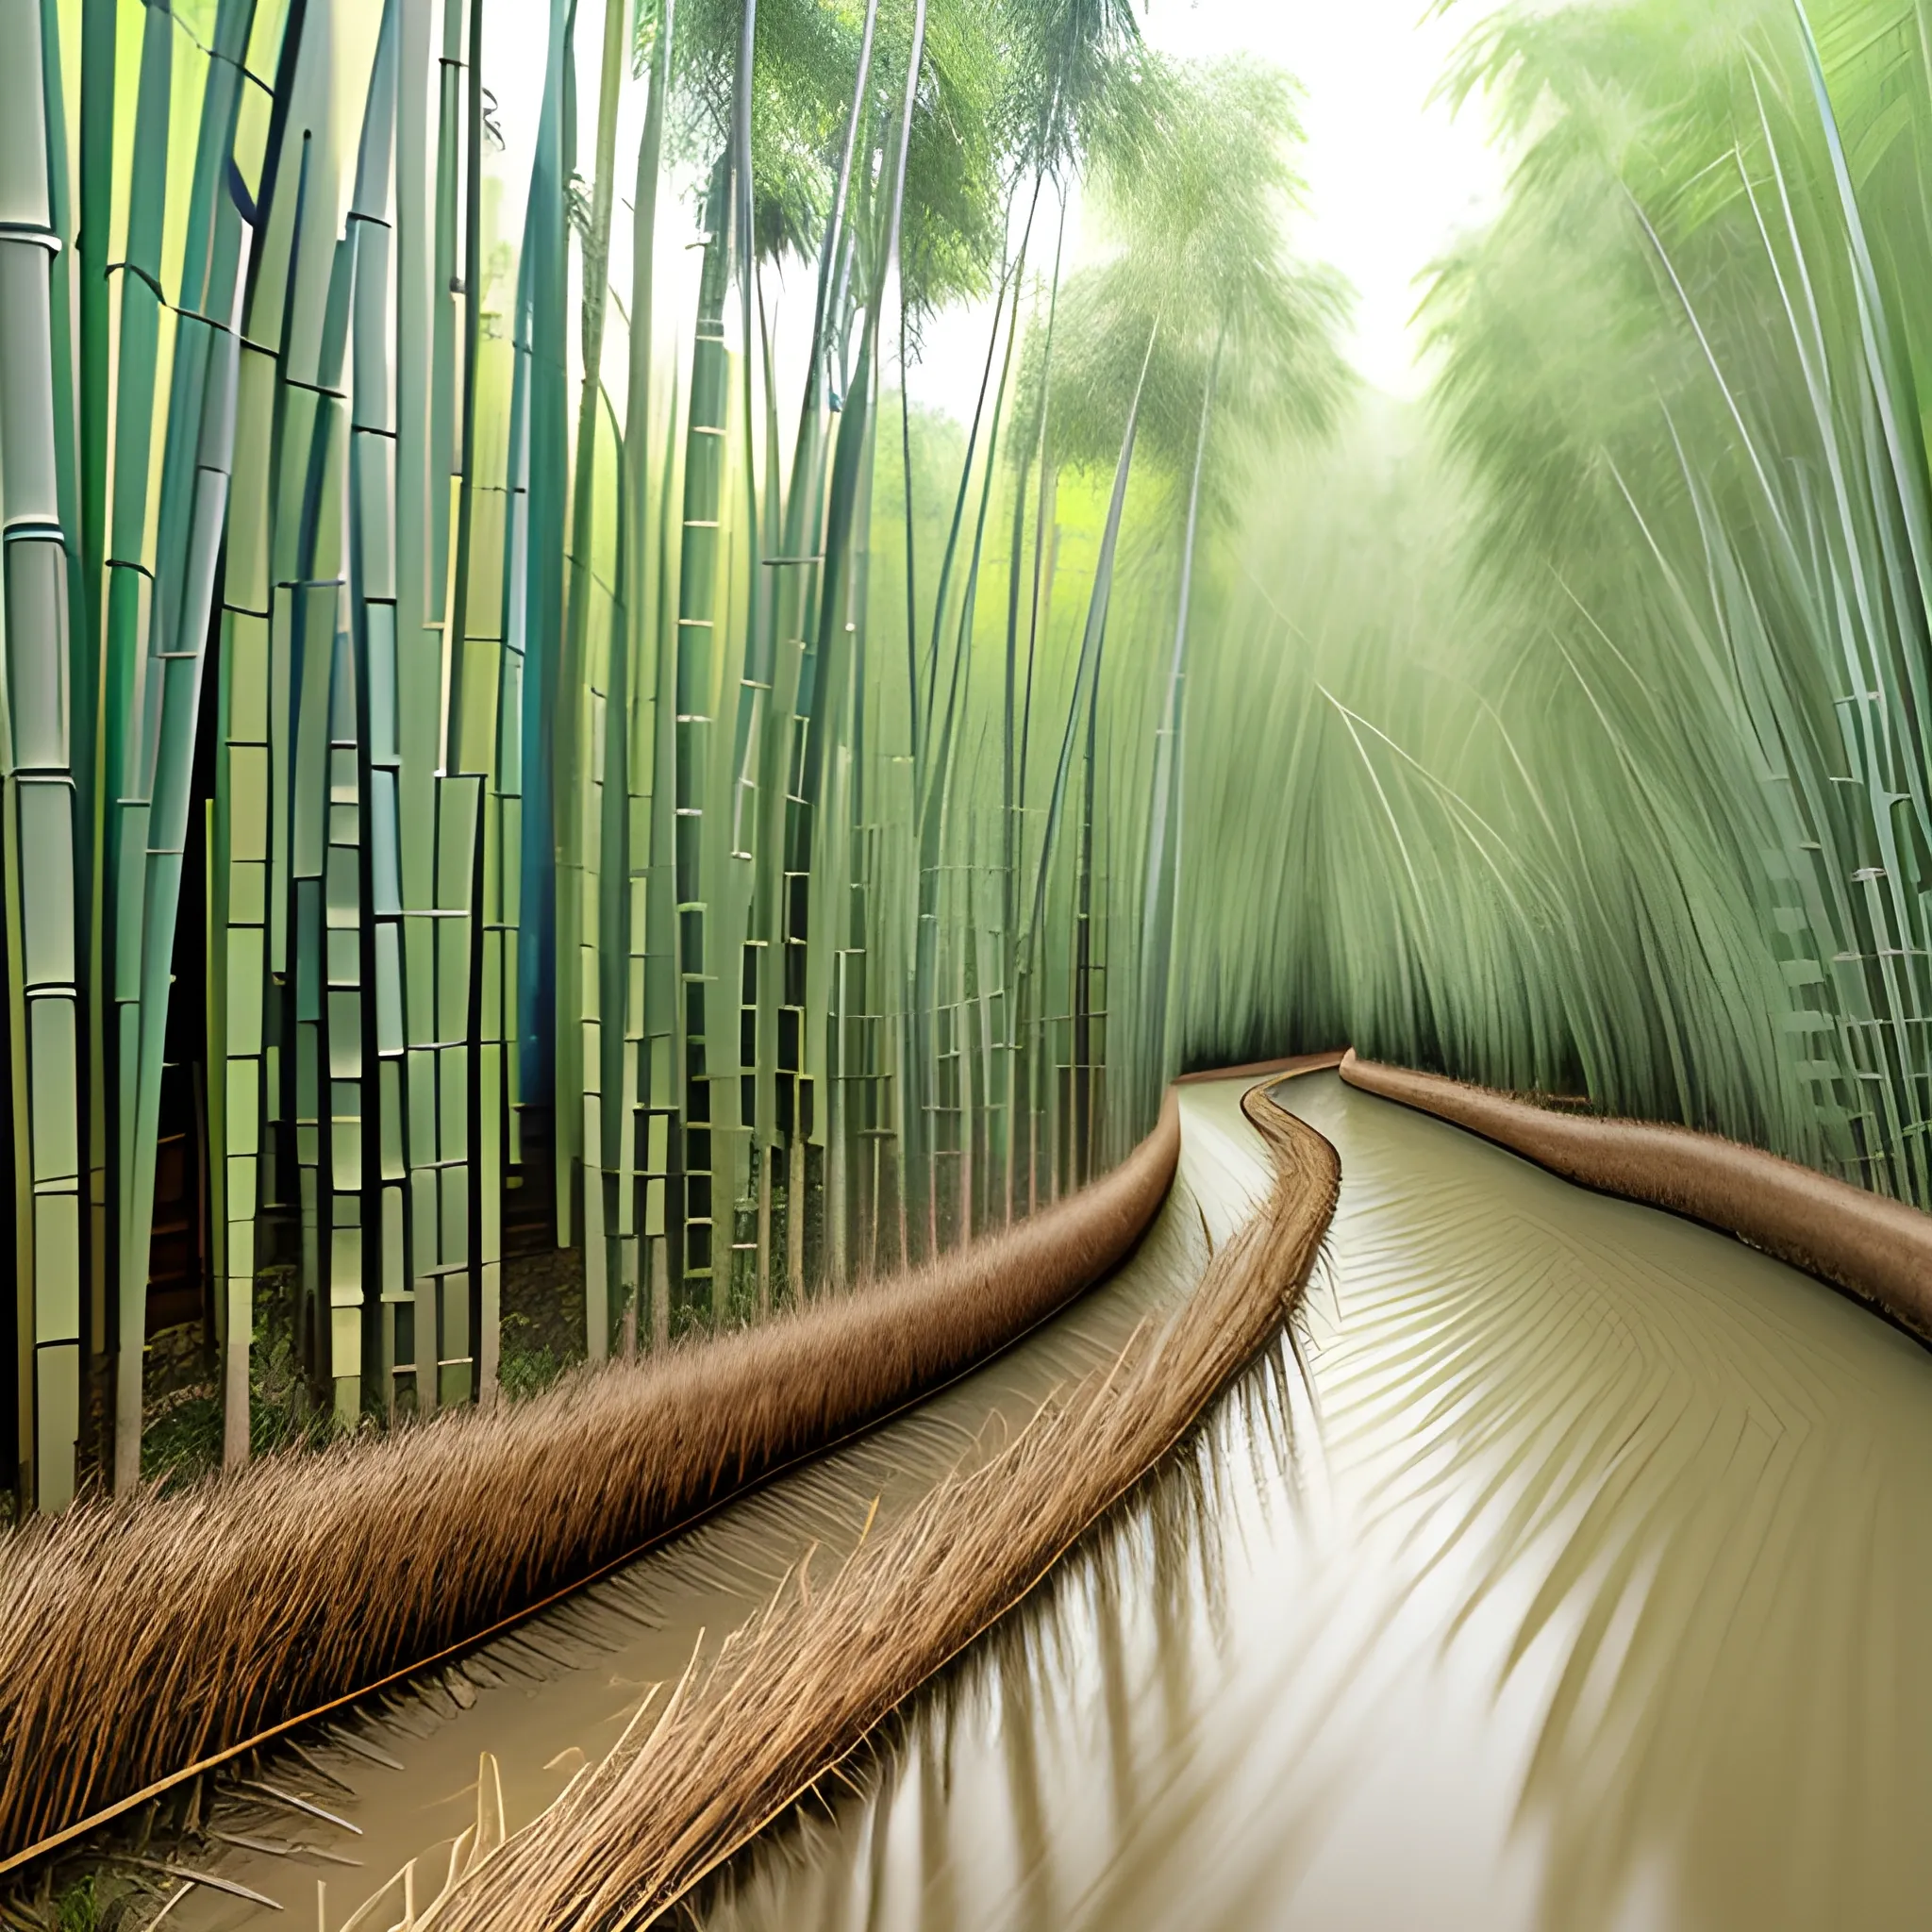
[390,1086,1336,1932]
[1341,1050,1932,1340]
[0,1097,1180,1869]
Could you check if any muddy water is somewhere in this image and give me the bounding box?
[177,1082,1268,1930]
[693,1072,1932,1932]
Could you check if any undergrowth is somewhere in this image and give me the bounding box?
[133,1257,590,1491]
[0,1869,153,1932]
[498,1311,570,1403]
[139,1271,344,1491]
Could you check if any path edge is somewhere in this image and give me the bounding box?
[1341,1049,1932,1342]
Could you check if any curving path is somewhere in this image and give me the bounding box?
[693,1071,1932,1932]
[159,1079,1272,1930]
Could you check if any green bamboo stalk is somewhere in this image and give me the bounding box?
[1008,219,1067,1223]
[100,0,179,1493]
[445,0,490,782]
[109,0,262,1491]
[1136,328,1220,1114]
[1023,322,1154,997]
[212,317,275,1466]
[668,148,739,1308]
[912,248,1028,1229]
[343,0,402,1421]
[514,0,572,1264]
[558,0,632,1360]
[389,0,451,1426]
[748,0,877,1301]
[76,1,115,1357]
[625,0,677,1346]
[790,0,925,1278]
[0,0,83,1511]
[595,385,634,1344]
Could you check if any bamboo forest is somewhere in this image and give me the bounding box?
[12,0,1932,1923]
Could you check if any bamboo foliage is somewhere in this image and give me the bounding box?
[0,0,1348,1513]
[1412,0,1932,1191]
[1165,0,1932,1221]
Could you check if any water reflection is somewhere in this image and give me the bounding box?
[694,1073,1932,1931]
[172,1083,1264,1931]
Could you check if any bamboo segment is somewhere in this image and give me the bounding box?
[0,0,1356,1509]
[670,155,736,1310]
[1,0,83,1512]
[215,333,275,1467]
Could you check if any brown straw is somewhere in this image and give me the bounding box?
[1341,1049,1932,1339]
[398,1082,1335,1932]
[0,1096,1180,1867]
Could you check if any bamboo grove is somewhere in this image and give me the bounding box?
[1180,4,1932,1224]
[0,0,1349,1511]
[30,0,1931,1524]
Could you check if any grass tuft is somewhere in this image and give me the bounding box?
[497,1314,573,1405]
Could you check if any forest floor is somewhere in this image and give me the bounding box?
[132,1247,589,1491]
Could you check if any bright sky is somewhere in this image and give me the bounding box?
[907,0,1512,413]
[1141,0,1508,397]
[487,0,1514,418]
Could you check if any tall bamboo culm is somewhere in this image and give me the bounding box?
[1,0,1338,1512]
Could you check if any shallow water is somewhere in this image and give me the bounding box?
[694,1072,1932,1932]
[175,1081,1266,1930]
[172,1069,1932,1929]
